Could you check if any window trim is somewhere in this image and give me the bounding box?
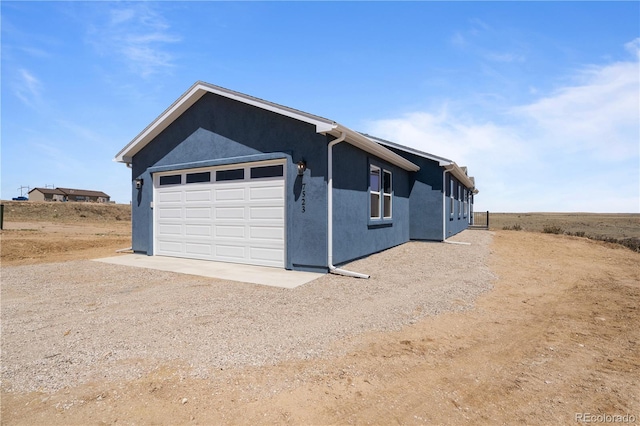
[382,169,392,219]
[369,161,393,225]
[458,184,462,219]
[449,177,454,220]
[463,189,468,218]
[370,164,381,220]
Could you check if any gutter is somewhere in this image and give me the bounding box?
[327,132,370,279]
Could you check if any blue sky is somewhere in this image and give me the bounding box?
[2,1,639,212]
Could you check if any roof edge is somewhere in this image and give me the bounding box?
[115,81,338,163]
[329,125,420,172]
[360,133,454,165]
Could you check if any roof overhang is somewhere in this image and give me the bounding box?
[114,81,419,172]
[443,163,476,190]
[114,81,337,164]
[327,125,420,172]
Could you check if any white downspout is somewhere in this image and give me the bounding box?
[327,132,370,279]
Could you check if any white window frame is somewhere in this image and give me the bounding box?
[383,169,392,219]
[449,178,454,219]
[463,189,468,217]
[458,184,462,218]
[370,163,393,221]
[370,164,381,220]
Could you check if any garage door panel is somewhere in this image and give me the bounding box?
[155,161,285,268]
[157,240,183,254]
[185,189,211,202]
[215,244,245,260]
[250,206,284,220]
[215,206,245,220]
[158,223,182,236]
[158,191,182,203]
[215,187,245,201]
[185,224,212,237]
[249,185,284,201]
[215,225,245,238]
[185,243,213,256]
[185,207,212,219]
[158,207,182,219]
[249,225,283,241]
[250,247,284,264]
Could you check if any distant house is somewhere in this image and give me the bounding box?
[28,187,110,203]
[115,81,479,274]
[28,188,66,202]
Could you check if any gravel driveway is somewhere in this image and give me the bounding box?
[1,231,493,393]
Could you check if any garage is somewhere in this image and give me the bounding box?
[153,160,285,268]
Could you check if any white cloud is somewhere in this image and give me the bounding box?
[485,52,525,63]
[87,4,181,78]
[513,60,639,162]
[364,41,640,213]
[450,32,466,48]
[625,37,640,57]
[14,68,43,108]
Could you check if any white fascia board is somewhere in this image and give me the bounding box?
[115,81,337,163]
[364,134,453,166]
[332,125,420,172]
[445,163,476,189]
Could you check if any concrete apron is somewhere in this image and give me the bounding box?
[92,254,323,289]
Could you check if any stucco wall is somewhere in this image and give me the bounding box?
[129,90,462,271]
[131,92,330,271]
[331,142,411,265]
[383,148,446,241]
[445,174,471,238]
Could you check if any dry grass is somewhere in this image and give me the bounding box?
[487,212,640,252]
[1,200,131,223]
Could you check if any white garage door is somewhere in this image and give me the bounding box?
[153,161,285,268]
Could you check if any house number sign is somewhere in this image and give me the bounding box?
[301,183,306,213]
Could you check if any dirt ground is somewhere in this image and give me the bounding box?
[1,214,639,424]
[0,221,131,266]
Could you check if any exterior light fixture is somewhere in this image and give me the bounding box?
[135,178,144,189]
[296,160,307,176]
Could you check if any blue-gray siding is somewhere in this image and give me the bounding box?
[331,142,411,265]
[132,92,330,271]
[130,92,420,272]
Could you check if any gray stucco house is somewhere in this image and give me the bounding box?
[115,81,478,276]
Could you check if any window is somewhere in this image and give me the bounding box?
[159,174,181,186]
[186,171,210,184]
[216,168,244,181]
[383,170,392,219]
[251,164,283,179]
[370,164,392,220]
[463,189,468,217]
[370,165,381,219]
[449,178,454,219]
[458,184,462,218]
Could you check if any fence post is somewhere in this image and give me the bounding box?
[486,210,489,229]
[0,204,4,230]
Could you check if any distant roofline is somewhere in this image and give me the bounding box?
[359,133,454,165]
[30,187,110,198]
[360,133,476,190]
